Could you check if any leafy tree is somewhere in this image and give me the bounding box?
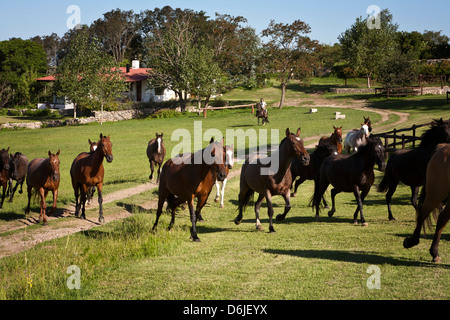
[377,54,418,88]
[91,9,141,63]
[0,38,46,105]
[339,9,398,88]
[333,63,357,86]
[55,30,126,120]
[262,19,318,108]
[0,77,12,109]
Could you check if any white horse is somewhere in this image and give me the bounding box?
[344,124,370,154]
[214,144,235,208]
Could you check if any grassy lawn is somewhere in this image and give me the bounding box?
[0,80,450,301]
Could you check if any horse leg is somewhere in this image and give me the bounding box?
[39,188,48,226]
[97,184,104,223]
[276,192,292,224]
[156,162,162,183]
[411,186,420,210]
[188,198,200,242]
[73,183,80,218]
[313,177,330,222]
[214,180,220,203]
[429,204,450,263]
[322,195,329,209]
[80,186,87,220]
[354,186,370,226]
[195,194,208,222]
[292,177,305,197]
[0,182,6,209]
[220,178,227,208]
[49,189,58,217]
[153,187,169,232]
[235,182,250,225]
[149,161,155,180]
[385,181,398,221]
[266,190,276,233]
[254,193,266,230]
[328,188,340,218]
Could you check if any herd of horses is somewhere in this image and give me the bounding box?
[1,116,450,263]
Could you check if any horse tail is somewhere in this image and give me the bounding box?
[238,188,254,213]
[377,161,392,192]
[416,184,440,236]
[310,176,326,212]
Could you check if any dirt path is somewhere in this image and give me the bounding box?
[0,101,409,259]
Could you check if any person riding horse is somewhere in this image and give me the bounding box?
[259,98,268,117]
[256,98,269,125]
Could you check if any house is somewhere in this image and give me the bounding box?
[36,60,177,109]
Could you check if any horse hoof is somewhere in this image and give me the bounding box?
[234,218,242,225]
[190,236,201,242]
[19,190,23,194]
[361,222,369,227]
[220,205,224,209]
[269,227,276,234]
[256,225,264,231]
[214,198,219,203]
[99,218,105,224]
[353,220,359,225]
[328,210,334,218]
[276,214,285,221]
[433,256,442,264]
[403,237,419,249]
[291,193,296,197]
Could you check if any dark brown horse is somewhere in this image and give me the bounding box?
[153,140,228,242]
[319,126,343,154]
[70,134,113,223]
[311,136,385,226]
[378,119,450,221]
[235,128,310,233]
[25,150,61,225]
[0,148,10,209]
[8,152,29,202]
[256,103,269,126]
[283,143,338,212]
[404,143,450,263]
[147,132,166,182]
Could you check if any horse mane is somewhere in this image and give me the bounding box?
[354,136,382,157]
[419,119,450,148]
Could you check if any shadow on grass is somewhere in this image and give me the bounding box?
[263,248,450,268]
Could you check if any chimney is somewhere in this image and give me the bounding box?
[126,64,130,73]
[132,59,140,69]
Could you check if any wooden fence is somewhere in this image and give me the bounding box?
[373,119,450,157]
[374,87,422,99]
[198,103,257,118]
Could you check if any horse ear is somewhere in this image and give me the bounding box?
[100,133,103,139]
[296,128,301,136]
[161,133,163,137]
[286,128,290,137]
[210,137,214,144]
[48,150,52,157]
[156,133,159,138]
[56,149,60,156]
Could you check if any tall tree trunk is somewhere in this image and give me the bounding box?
[100,102,104,125]
[367,75,371,88]
[279,82,286,109]
[73,102,77,119]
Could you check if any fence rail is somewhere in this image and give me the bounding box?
[198,103,257,118]
[373,119,450,156]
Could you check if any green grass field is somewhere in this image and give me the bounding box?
[1,81,450,301]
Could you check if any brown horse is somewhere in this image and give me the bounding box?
[153,140,228,242]
[25,150,61,225]
[235,128,310,233]
[404,143,450,263]
[319,126,343,154]
[8,152,29,202]
[378,119,450,221]
[0,147,10,209]
[311,136,385,226]
[70,134,113,223]
[147,132,166,182]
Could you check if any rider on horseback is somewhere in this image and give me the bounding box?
[259,98,268,117]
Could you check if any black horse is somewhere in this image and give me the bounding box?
[311,136,386,226]
[8,152,29,202]
[256,103,269,126]
[378,118,450,221]
[277,143,338,222]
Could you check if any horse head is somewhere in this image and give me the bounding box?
[368,136,386,171]
[286,128,310,165]
[364,116,373,133]
[333,126,343,144]
[48,150,60,182]
[9,152,22,180]
[98,133,114,163]
[0,147,10,171]
[206,139,228,182]
[155,132,164,154]
[361,124,370,138]
[88,139,98,152]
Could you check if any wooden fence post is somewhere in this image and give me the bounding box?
[251,104,254,114]
[401,134,406,149]
[203,108,207,118]
[393,129,397,150]
[385,136,389,159]
[412,125,416,148]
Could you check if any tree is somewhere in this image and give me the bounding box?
[91,9,141,63]
[142,7,210,112]
[262,20,318,108]
[339,9,398,88]
[333,63,357,86]
[0,38,46,105]
[377,54,418,89]
[55,29,126,120]
[185,45,229,109]
[0,77,12,109]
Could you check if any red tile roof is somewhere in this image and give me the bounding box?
[36,67,152,82]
